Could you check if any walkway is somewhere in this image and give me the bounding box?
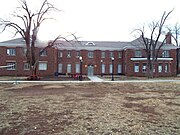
[88,76,104,82]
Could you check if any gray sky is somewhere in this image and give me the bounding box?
[0,0,179,42]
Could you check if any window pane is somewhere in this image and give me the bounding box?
[101,52,105,58]
[67,51,71,58]
[76,63,80,73]
[102,64,105,73]
[158,63,163,72]
[67,64,71,73]
[134,63,139,72]
[165,63,169,72]
[118,52,122,58]
[109,64,112,73]
[162,50,170,57]
[135,50,142,57]
[118,64,122,73]
[76,51,80,57]
[58,63,63,73]
[110,52,114,58]
[24,63,30,70]
[6,62,16,70]
[7,49,16,56]
[39,62,47,70]
[142,63,147,73]
[40,49,47,56]
[58,51,63,57]
[88,51,93,58]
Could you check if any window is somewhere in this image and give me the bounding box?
[165,63,169,73]
[118,64,122,74]
[142,63,147,73]
[24,63,30,70]
[40,49,47,56]
[109,64,113,73]
[7,48,16,56]
[58,63,63,73]
[158,63,163,73]
[67,64,71,73]
[102,64,105,74]
[76,51,80,58]
[23,48,27,56]
[162,50,170,57]
[85,42,95,46]
[118,51,122,58]
[76,63,80,73]
[110,52,114,58]
[67,51,71,58]
[135,50,142,57]
[6,62,16,70]
[88,51,94,58]
[39,62,47,70]
[58,51,63,58]
[134,63,139,72]
[101,51,105,58]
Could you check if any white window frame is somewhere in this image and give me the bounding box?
[88,51,94,58]
[58,51,63,58]
[58,63,63,73]
[134,63,139,72]
[135,50,142,57]
[7,48,16,56]
[67,64,72,73]
[76,63,80,73]
[24,63,30,70]
[110,52,114,58]
[158,63,163,73]
[162,50,170,58]
[109,64,113,73]
[164,63,169,73]
[76,51,80,58]
[38,62,47,70]
[6,62,16,70]
[142,63,147,73]
[101,51,105,58]
[118,64,122,74]
[102,64,105,74]
[23,48,27,56]
[118,51,122,58]
[67,51,71,58]
[40,49,47,56]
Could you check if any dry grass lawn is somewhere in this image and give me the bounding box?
[0,82,180,135]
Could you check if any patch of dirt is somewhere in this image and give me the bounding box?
[0,82,180,135]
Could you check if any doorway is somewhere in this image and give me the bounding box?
[88,65,94,76]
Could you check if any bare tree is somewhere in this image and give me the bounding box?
[168,23,180,46]
[0,0,60,76]
[133,10,173,78]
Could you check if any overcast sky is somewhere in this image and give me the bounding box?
[0,0,179,42]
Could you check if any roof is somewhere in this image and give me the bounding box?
[130,36,179,50]
[0,37,179,51]
[53,40,131,51]
[0,37,46,47]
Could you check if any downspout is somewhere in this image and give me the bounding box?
[176,48,179,75]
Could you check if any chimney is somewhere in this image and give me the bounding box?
[165,32,172,44]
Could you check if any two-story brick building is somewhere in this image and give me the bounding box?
[0,34,179,77]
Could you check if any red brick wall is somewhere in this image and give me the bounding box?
[57,49,123,75]
[124,49,177,77]
[0,46,57,77]
[0,45,178,77]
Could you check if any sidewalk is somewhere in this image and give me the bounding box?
[1,78,180,84]
[88,76,104,82]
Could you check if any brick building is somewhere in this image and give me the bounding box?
[0,35,179,77]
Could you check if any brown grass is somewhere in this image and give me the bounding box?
[0,82,180,135]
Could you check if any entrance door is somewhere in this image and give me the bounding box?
[88,65,94,76]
